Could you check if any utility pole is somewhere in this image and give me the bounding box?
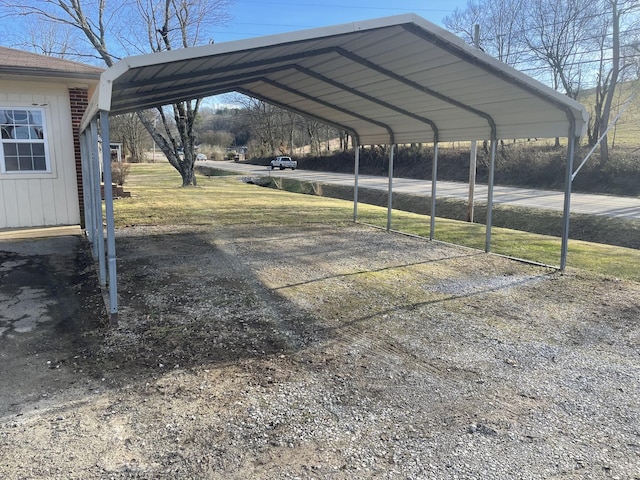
[467,24,480,222]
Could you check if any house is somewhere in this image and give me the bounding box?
[0,46,102,230]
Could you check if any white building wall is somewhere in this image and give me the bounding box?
[0,80,80,229]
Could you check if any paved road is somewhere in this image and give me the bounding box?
[202,160,640,220]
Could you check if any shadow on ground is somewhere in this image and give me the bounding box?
[0,227,345,421]
[98,228,332,378]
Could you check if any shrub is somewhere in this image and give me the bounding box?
[244,144,640,196]
[111,161,131,186]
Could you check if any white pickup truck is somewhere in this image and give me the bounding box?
[270,156,297,170]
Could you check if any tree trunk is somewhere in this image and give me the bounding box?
[599,0,621,165]
[137,105,198,187]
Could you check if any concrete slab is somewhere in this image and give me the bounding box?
[0,233,108,418]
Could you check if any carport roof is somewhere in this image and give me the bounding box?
[85,14,588,144]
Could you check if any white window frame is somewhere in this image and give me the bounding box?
[0,106,51,174]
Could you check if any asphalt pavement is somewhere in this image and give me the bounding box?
[202,160,640,220]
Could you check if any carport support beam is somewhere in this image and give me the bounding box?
[485,139,497,252]
[79,131,93,239]
[100,110,119,325]
[430,143,438,240]
[387,144,395,231]
[353,143,360,222]
[89,119,106,285]
[560,135,577,270]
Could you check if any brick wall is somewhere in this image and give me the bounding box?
[68,87,89,228]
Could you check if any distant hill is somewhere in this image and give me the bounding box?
[577,79,640,148]
[276,80,640,196]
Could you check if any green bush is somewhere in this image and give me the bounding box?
[278,144,640,196]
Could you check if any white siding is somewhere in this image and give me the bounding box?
[0,80,80,229]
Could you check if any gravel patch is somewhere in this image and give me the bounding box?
[1,222,639,479]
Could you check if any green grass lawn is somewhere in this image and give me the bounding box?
[114,163,640,281]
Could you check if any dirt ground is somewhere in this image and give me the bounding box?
[1,223,639,479]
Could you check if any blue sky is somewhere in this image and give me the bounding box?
[210,0,467,43]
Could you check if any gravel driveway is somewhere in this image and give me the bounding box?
[1,222,639,479]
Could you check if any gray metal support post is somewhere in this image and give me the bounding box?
[468,24,480,225]
[353,143,360,222]
[430,142,438,240]
[99,110,119,324]
[387,144,395,231]
[560,135,576,270]
[468,141,477,222]
[79,131,93,241]
[485,139,497,252]
[89,119,106,284]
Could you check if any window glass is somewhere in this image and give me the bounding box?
[19,157,33,170]
[0,108,48,173]
[33,156,47,170]
[3,143,17,156]
[5,157,18,171]
[13,126,31,139]
[18,143,33,156]
[29,111,43,124]
[8,110,28,124]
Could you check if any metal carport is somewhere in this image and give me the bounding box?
[79,14,589,323]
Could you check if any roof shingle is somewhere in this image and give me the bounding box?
[0,46,103,78]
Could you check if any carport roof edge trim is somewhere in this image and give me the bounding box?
[81,13,588,142]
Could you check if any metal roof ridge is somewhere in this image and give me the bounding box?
[107,14,424,71]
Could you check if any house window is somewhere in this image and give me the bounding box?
[0,108,48,172]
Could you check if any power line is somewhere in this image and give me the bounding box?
[446,7,638,39]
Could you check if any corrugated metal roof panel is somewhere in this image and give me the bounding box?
[86,14,588,143]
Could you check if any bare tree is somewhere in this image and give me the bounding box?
[195,108,235,152]
[11,17,88,59]
[522,0,599,101]
[235,94,344,158]
[238,98,304,157]
[109,112,152,162]
[628,38,640,80]
[591,0,640,163]
[0,0,232,186]
[239,98,279,157]
[443,1,484,47]
[339,130,350,151]
[444,0,527,66]
[305,119,323,156]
